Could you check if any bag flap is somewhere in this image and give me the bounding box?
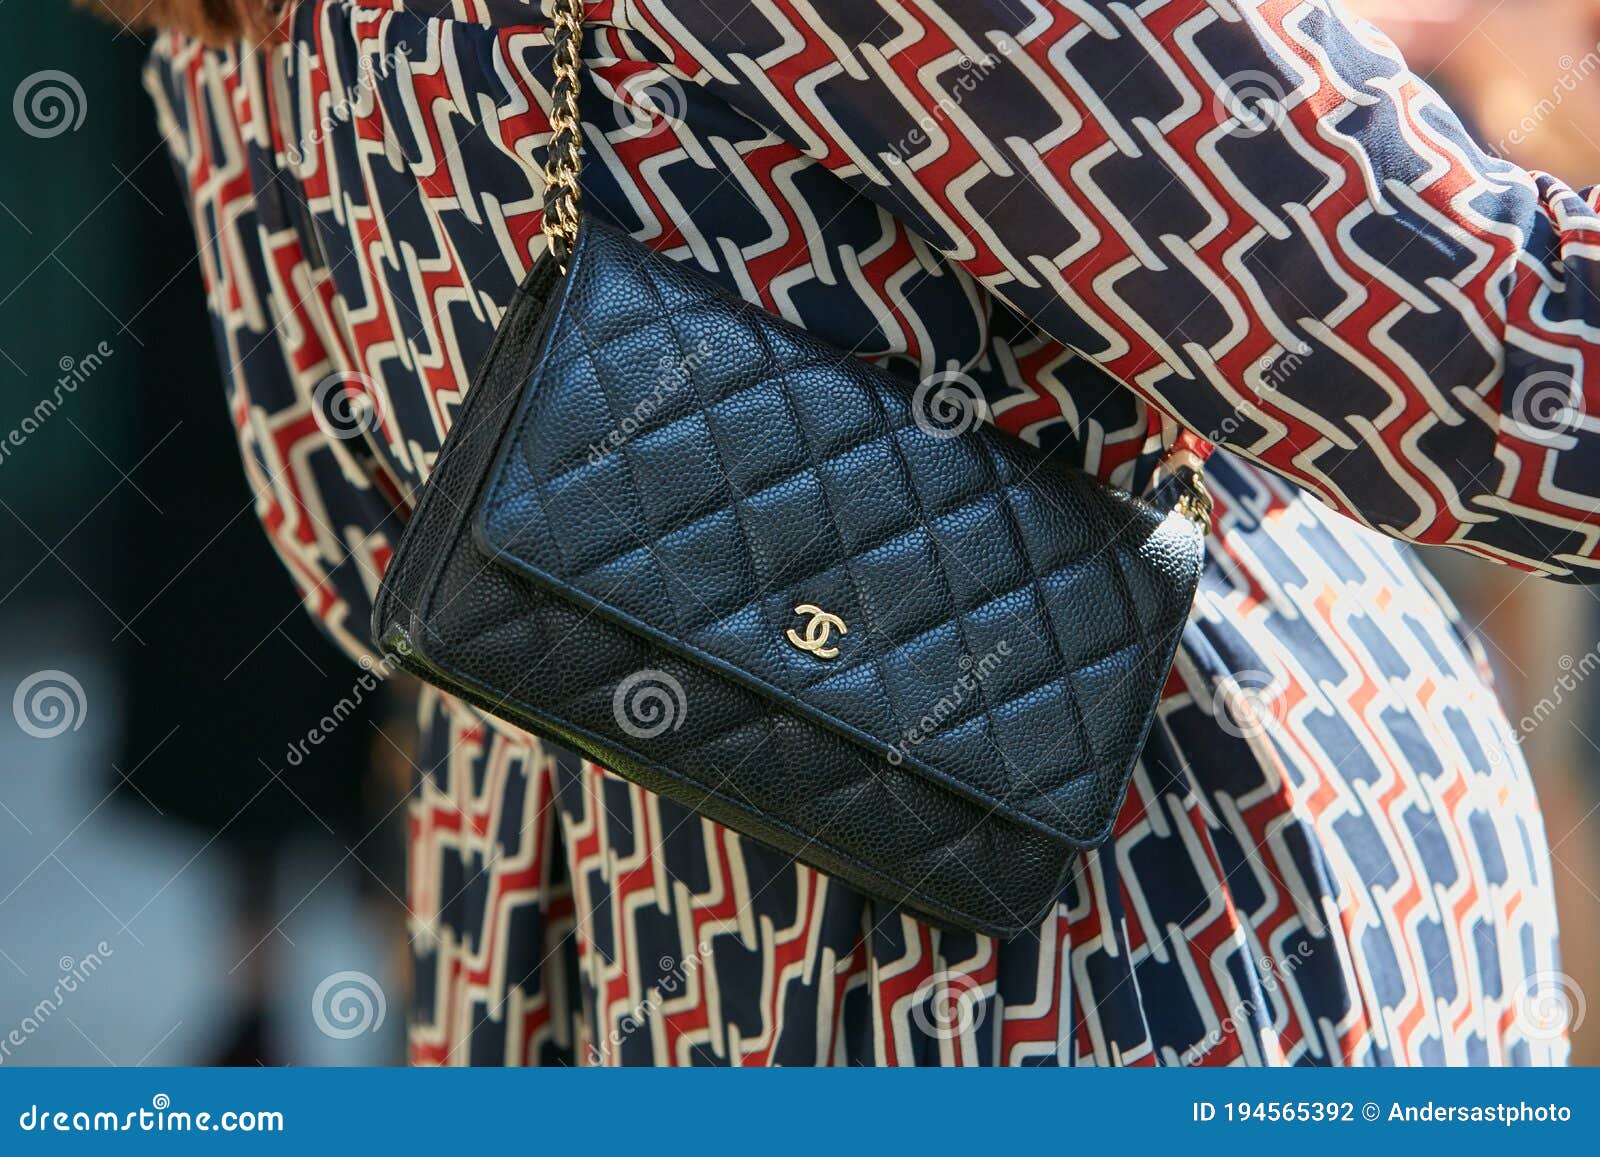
[472,219,1203,847]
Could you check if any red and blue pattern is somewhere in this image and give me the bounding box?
[144,0,1578,1064]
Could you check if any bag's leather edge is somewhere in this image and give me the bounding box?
[370,225,1067,935]
[370,245,575,650]
[1067,518,1204,849]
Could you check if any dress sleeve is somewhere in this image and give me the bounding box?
[145,36,401,663]
[654,0,1600,580]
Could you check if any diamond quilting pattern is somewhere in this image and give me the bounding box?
[477,220,1203,840]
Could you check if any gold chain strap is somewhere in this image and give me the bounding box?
[542,0,585,271]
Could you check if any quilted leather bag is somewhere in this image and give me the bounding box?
[371,0,1210,936]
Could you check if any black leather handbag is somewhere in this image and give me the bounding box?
[371,0,1210,936]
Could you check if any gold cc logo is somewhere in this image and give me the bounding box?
[786,604,848,660]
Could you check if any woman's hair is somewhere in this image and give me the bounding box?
[74,0,279,45]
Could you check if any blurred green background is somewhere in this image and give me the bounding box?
[0,1,406,1067]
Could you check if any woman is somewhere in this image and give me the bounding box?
[88,0,1592,1064]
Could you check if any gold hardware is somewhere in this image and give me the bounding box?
[1174,468,1213,534]
[786,604,848,660]
[541,0,585,272]
[1162,444,1213,535]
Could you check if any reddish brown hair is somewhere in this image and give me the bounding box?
[74,0,283,45]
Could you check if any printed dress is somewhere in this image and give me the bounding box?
[143,0,1593,1065]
